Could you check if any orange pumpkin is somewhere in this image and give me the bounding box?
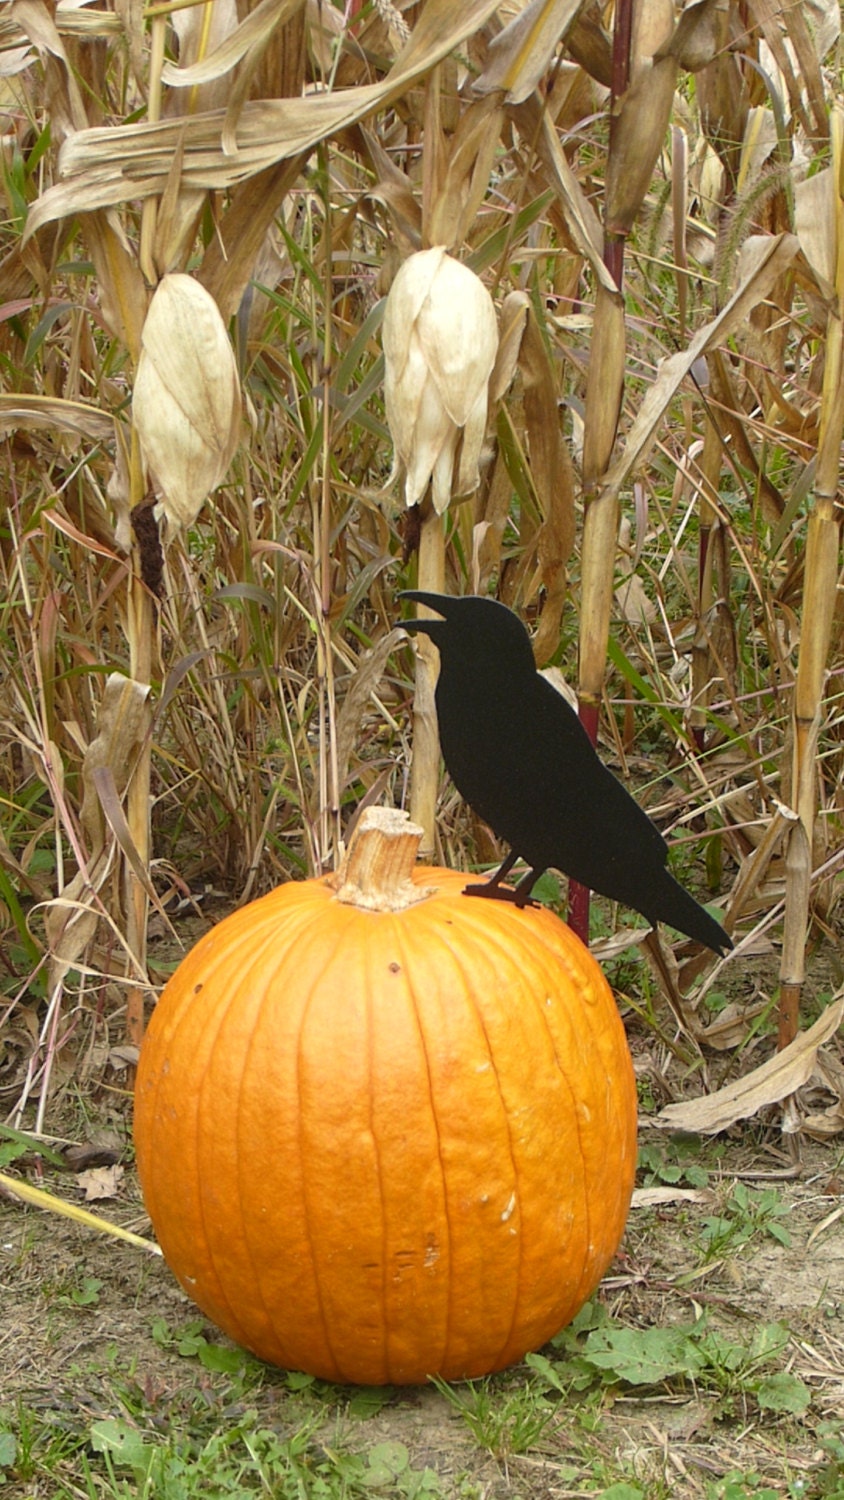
[134,809,637,1385]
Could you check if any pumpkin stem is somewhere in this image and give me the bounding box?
[328,807,434,912]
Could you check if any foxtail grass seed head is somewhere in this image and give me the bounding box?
[383,247,499,514]
[133,274,241,535]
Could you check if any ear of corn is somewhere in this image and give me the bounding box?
[383,247,499,515]
[132,274,242,535]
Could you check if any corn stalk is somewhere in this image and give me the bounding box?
[779,111,844,1046]
[573,0,677,941]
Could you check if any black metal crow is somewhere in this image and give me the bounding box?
[401,591,732,956]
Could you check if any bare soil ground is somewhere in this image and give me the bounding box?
[3,1112,844,1498]
[3,913,844,1498]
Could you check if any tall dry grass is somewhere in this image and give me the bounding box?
[1,0,842,1127]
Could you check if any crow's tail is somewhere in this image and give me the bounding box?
[648,872,732,955]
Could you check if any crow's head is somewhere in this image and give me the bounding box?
[399,591,535,674]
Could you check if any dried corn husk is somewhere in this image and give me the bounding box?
[383,247,498,514]
[133,273,241,535]
[605,0,677,238]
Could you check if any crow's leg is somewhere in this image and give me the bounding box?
[463,852,543,908]
[462,848,517,899]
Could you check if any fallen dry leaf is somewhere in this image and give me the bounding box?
[76,1164,124,1201]
[656,996,844,1133]
[631,1186,711,1208]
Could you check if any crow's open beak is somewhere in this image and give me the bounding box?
[398,589,449,636]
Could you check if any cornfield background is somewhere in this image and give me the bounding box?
[2,0,844,1135]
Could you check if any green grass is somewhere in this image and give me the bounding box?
[0,1288,830,1500]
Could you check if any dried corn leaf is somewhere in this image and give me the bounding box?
[44,854,111,973]
[91,765,163,908]
[656,995,844,1133]
[794,167,836,301]
[726,798,797,924]
[615,573,656,626]
[363,127,423,250]
[738,105,779,189]
[163,0,296,89]
[12,0,90,149]
[696,1000,770,1052]
[602,232,798,499]
[511,100,609,287]
[582,282,625,481]
[78,673,150,855]
[488,290,527,403]
[655,0,721,71]
[794,509,840,721]
[0,44,33,73]
[539,664,578,711]
[803,0,840,59]
[803,1050,844,1140]
[520,306,575,558]
[474,0,586,105]
[77,1164,123,1201]
[565,0,611,85]
[0,1169,161,1252]
[26,0,503,234]
[34,2,121,37]
[198,157,304,321]
[750,0,826,139]
[0,393,116,442]
[518,308,575,655]
[85,211,149,358]
[631,1186,710,1208]
[604,0,675,238]
[605,53,677,236]
[334,630,403,793]
[429,94,504,249]
[45,676,156,981]
[149,127,202,276]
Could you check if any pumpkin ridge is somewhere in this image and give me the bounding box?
[505,933,597,1319]
[444,904,599,1366]
[387,911,452,1382]
[439,918,525,1372]
[423,895,629,1354]
[191,909,323,1356]
[398,897,530,1376]
[365,915,412,1386]
[186,893,350,1373]
[226,924,310,1358]
[292,909,354,1383]
[539,933,636,1311]
[518,926,635,1314]
[362,926,387,1382]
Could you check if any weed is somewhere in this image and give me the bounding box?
[638,1138,712,1190]
[812,1424,844,1499]
[3,1399,87,1489]
[704,1478,778,1500]
[150,1315,263,1379]
[79,1414,443,1499]
[527,1302,810,1418]
[430,1374,555,1462]
[55,1274,103,1308]
[697,1182,792,1261]
[0,1425,16,1484]
[0,1397,444,1499]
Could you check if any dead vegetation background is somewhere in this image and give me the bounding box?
[0,0,843,1141]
